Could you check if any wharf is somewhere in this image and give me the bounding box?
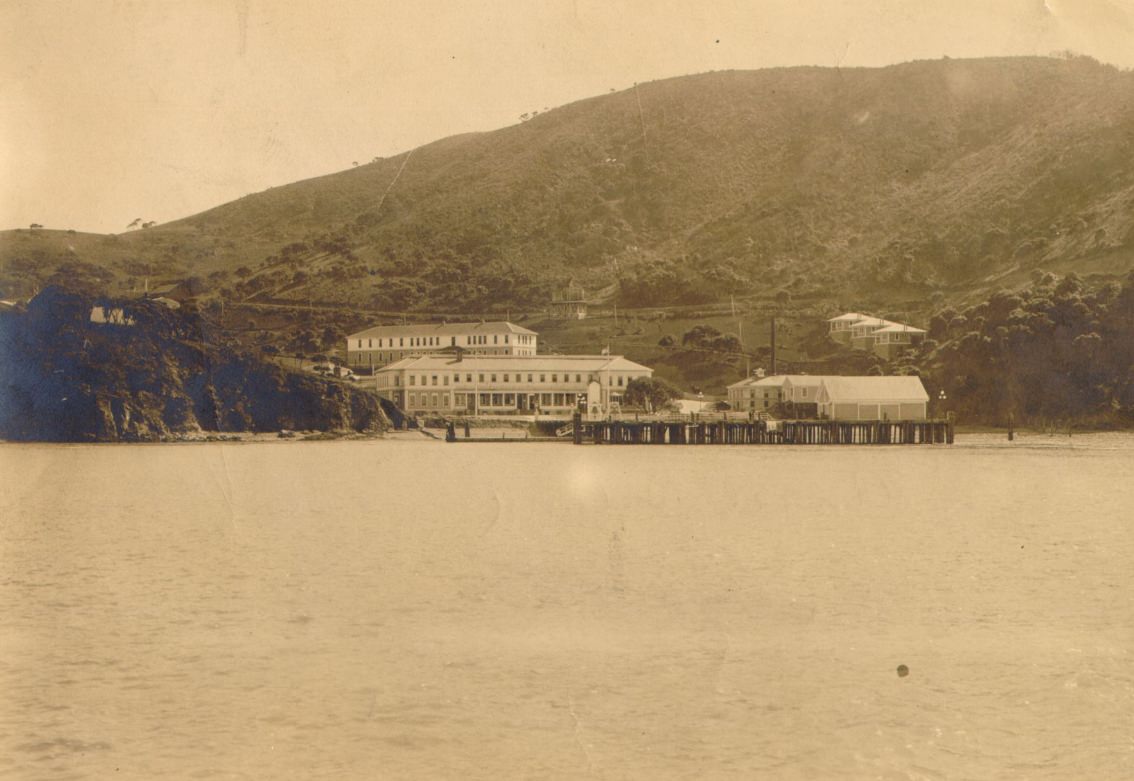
[572,414,953,445]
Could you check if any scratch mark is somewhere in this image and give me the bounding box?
[567,694,595,775]
[212,444,240,535]
[235,0,250,56]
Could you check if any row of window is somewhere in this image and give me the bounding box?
[403,391,623,409]
[403,372,628,387]
[354,333,531,350]
[353,347,527,365]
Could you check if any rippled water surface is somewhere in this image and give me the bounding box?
[1,434,1132,779]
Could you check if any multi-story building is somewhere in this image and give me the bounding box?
[375,354,653,416]
[345,321,538,370]
[727,375,786,412]
[727,375,821,416]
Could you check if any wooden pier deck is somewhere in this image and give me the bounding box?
[571,415,954,445]
[443,415,955,445]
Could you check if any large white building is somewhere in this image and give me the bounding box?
[346,321,538,370]
[375,354,653,416]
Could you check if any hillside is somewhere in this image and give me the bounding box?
[0,289,392,441]
[4,55,1134,318]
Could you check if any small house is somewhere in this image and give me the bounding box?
[826,312,867,344]
[871,323,926,360]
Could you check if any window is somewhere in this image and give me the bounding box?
[399,338,404,346]
[576,374,581,383]
[453,373,459,383]
[466,374,472,383]
[443,375,449,386]
[491,374,497,382]
[431,375,438,386]
[368,339,372,348]
[478,374,485,383]
[409,376,416,386]
[617,376,623,387]
[527,374,533,383]
[493,335,498,344]
[451,337,456,346]
[505,335,509,344]
[503,374,509,383]
[552,374,558,383]
[540,374,546,383]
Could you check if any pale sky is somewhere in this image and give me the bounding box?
[3,0,1133,233]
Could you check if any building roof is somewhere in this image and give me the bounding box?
[827,312,868,323]
[780,374,824,387]
[817,376,929,403]
[872,323,927,334]
[727,374,788,390]
[849,316,890,330]
[376,354,652,374]
[348,320,537,340]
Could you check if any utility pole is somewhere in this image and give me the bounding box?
[771,316,777,376]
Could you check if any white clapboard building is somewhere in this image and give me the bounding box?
[375,354,653,416]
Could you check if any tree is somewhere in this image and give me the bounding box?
[623,377,682,412]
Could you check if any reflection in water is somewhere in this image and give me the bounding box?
[1,435,1132,779]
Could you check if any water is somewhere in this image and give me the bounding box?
[1,435,1132,779]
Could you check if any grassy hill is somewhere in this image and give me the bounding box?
[5,55,1134,328]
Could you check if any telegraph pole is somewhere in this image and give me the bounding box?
[771,316,777,376]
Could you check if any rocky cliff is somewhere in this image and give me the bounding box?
[0,288,392,441]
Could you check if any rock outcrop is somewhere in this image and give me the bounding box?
[0,288,391,441]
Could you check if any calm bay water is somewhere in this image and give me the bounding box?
[1,434,1132,779]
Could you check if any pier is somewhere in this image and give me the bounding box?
[570,413,954,445]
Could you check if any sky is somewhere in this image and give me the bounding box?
[3,0,1134,233]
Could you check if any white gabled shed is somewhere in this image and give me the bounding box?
[816,376,929,421]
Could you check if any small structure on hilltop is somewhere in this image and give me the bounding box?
[549,282,588,320]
